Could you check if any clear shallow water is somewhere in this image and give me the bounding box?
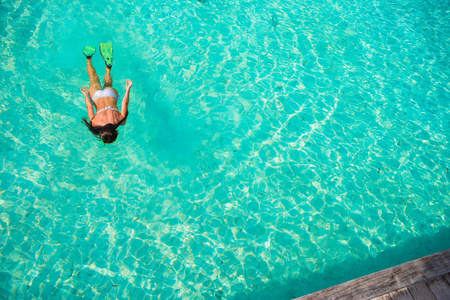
[1,0,449,298]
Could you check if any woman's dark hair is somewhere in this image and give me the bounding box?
[82,112,128,144]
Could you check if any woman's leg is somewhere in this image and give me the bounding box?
[103,67,119,96]
[87,58,102,99]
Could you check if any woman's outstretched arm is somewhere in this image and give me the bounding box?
[81,87,95,121]
[120,79,133,124]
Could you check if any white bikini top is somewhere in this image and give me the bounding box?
[90,106,120,121]
[96,106,120,114]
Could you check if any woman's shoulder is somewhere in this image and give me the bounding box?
[92,109,124,127]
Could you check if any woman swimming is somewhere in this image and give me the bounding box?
[80,43,133,144]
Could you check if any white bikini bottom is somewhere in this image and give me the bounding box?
[92,88,118,101]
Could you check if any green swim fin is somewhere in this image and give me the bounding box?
[83,45,96,58]
[100,43,113,68]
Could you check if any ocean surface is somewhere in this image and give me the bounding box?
[1,0,449,298]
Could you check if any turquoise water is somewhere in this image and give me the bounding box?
[1,0,449,298]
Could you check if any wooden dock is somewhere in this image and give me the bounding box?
[294,248,450,300]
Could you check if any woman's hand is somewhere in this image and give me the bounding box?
[125,79,133,91]
[80,87,89,97]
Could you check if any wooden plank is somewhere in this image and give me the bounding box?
[371,293,393,300]
[427,275,450,300]
[295,249,450,300]
[407,281,436,300]
[388,287,413,300]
